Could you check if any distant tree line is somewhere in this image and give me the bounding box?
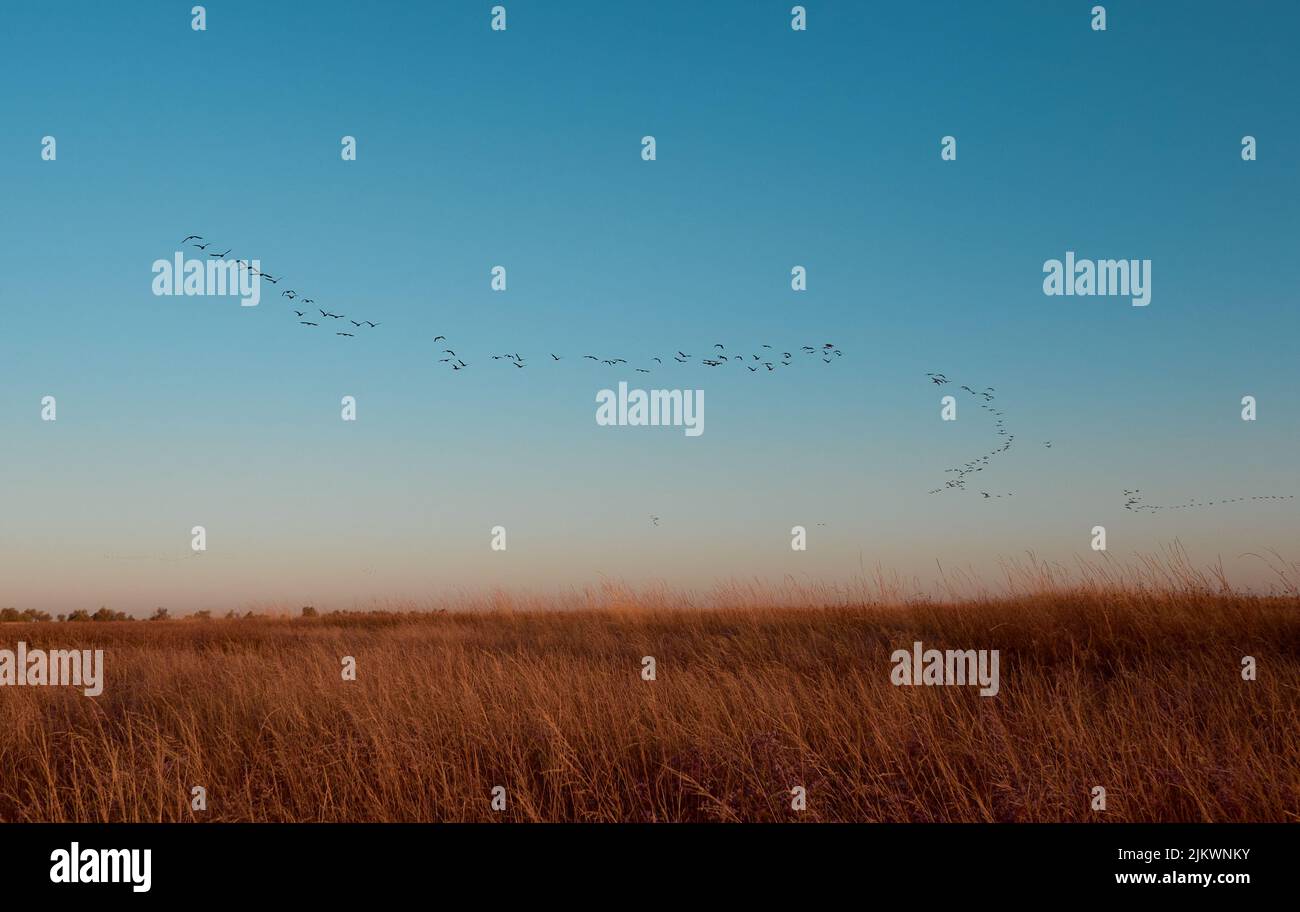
[2,605,349,622]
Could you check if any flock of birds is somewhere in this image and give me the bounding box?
[435,340,845,374]
[922,372,1292,511]
[179,233,1292,517]
[924,373,1047,500]
[181,236,381,336]
[1123,490,1296,512]
[184,234,845,372]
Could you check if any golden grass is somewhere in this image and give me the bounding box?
[1,558,1297,822]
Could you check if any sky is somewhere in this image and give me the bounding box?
[1,1,1297,613]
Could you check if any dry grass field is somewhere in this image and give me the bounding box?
[1,555,1297,822]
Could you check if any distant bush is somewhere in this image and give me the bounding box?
[193,610,212,620]
[149,607,170,621]
[301,606,318,618]
[0,607,52,622]
[92,607,131,622]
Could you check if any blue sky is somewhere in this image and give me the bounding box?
[1,1,1297,612]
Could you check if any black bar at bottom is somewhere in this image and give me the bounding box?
[0,822,1284,898]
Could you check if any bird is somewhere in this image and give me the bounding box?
[434,336,446,342]
[294,310,306,317]
[181,235,202,243]
[351,321,362,327]
[364,322,379,328]
[337,332,354,337]
[551,353,561,360]
[300,321,318,326]
[209,248,231,258]
[191,242,210,250]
